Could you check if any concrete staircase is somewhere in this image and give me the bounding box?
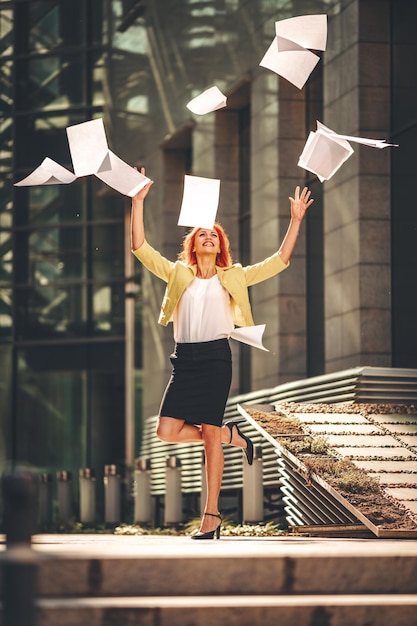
[3,534,417,626]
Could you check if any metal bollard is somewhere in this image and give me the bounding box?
[38,472,53,527]
[242,446,264,523]
[104,464,121,524]
[164,456,182,525]
[200,451,207,516]
[79,468,96,523]
[56,471,73,522]
[2,471,39,626]
[133,458,152,524]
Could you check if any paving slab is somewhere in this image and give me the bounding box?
[384,487,417,500]
[325,434,401,447]
[370,414,417,424]
[354,460,417,472]
[334,447,415,459]
[19,533,417,559]
[294,413,369,424]
[382,424,417,435]
[368,472,417,485]
[396,435,417,447]
[307,424,380,435]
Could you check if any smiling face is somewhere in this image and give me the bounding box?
[193,228,221,258]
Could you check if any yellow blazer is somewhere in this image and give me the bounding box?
[132,239,289,327]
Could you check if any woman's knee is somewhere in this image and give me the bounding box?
[201,424,222,448]
[156,417,179,442]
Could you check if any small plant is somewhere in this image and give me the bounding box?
[280,435,330,456]
[302,457,381,495]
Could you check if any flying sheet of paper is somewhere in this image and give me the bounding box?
[298,121,398,181]
[14,157,77,186]
[14,118,153,198]
[177,175,221,229]
[230,325,269,351]
[186,86,227,115]
[259,14,327,89]
[95,151,151,197]
[66,118,112,177]
[275,14,328,51]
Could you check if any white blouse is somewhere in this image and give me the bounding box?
[173,275,234,343]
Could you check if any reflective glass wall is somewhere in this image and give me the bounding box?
[1,1,144,505]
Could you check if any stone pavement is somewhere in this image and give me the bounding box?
[26,531,417,558]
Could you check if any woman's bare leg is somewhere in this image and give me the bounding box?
[156,416,248,447]
[198,423,224,533]
[156,416,202,443]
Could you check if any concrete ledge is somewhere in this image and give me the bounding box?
[33,595,417,626]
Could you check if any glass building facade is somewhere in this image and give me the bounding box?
[1,0,416,517]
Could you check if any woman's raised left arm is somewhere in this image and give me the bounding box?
[278,186,314,264]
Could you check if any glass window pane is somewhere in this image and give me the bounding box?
[0,173,12,226]
[92,223,125,280]
[27,183,85,225]
[28,226,85,283]
[93,282,126,336]
[17,280,127,340]
[16,54,85,112]
[17,283,88,339]
[0,8,13,57]
[16,346,87,475]
[0,59,12,117]
[15,343,125,482]
[0,287,12,335]
[0,116,12,168]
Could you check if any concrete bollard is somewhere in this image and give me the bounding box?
[104,464,121,524]
[133,458,152,524]
[164,456,182,525]
[242,446,264,523]
[56,470,73,522]
[38,472,53,527]
[79,468,96,523]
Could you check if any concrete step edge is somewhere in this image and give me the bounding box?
[35,594,417,609]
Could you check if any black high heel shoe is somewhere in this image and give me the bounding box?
[225,421,254,466]
[191,512,222,540]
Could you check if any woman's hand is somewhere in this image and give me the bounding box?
[132,167,154,204]
[289,186,314,221]
[131,167,153,249]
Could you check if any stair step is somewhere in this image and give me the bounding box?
[34,595,417,626]
[33,554,417,596]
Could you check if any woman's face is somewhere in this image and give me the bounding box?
[193,228,221,257]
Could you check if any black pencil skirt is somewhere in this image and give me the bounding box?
[158,338,232,427]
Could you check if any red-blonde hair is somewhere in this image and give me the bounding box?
[178,223,233,267]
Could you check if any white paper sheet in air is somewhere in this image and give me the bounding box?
[177,175,221,229]
[14,118,151,197]
[230,324,269,351]
[14,157,77,186]
[95,151,150,197]
[186,86,227,115]
[259,14,327,89]
[298,121,398,181]
[66,118,111,177]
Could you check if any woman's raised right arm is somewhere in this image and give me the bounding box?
[130,167,154,250]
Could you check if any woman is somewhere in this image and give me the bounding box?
[131,170,313,539]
